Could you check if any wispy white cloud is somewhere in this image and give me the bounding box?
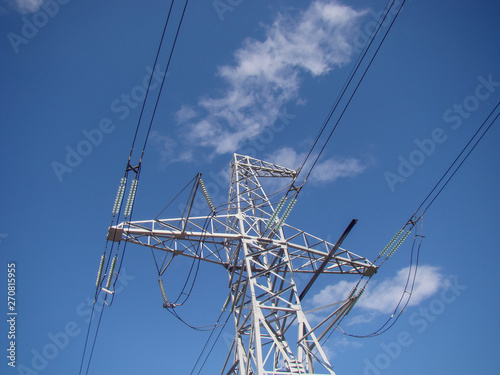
[308,265,446,324]
[3,0,43,13]
[266,146,368,183]
[175,105,197,124]
[266,146,304,170]
[310,157,367,182]
[358,265,444,313]
[151,130,193,166]
[171,1,366,159]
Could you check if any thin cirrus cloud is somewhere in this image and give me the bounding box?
[308,265,446,324]
[174,1,366,159]
[4,0,43,13]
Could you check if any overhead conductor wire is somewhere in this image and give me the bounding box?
[330,100,500,341]
[261,0,407,242]
[374,99,500,268]
[79,1,190,374]
[292,0,499,345]
[292,0,407,196]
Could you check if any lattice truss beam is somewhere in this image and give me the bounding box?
[108,154,377,375]
[108,217,374,274]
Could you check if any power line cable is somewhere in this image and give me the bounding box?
[339,224,424,339]
[330,102,500,341]
[300,0,407,187]
[79,2,191,373]
[191,307,232,374]
[138,0,190,164]
[127,0,177,160]
[292,0,406,193]
[418,101,500,216]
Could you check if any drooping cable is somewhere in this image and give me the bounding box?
[326,102,499,342]
[339,223,424,339]
[377,99,500,267]
[190,303,232,375]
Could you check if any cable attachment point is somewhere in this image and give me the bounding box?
[346,287,365,315]
[126,163,140,174]
[158,278,177,309]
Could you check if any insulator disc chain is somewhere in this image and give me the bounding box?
[274,198,296,231]
[265,197,286,231]
[199,178,215,212]
[158,278,168,303]
[387,229,411,258]
[95,254,106,287]
[105,255,118,290]
[124,179,138,218]
[112,177,127,216]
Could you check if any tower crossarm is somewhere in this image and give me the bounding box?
[108,216,377,275]
[281,223,377,276]
[107,215,241,266]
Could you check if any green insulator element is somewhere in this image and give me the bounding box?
[95,254,106,287]
[347,285,357,299]
[357,288,365,299]
[388,229,411,258]
[265,197,286,231]
[199,178,215,212]
[222,295,230,311]
[158,278,168,303]
[274,198,297,231]
[347,288,365,314]
[380,228,404,256]
[105,255,118,289]
[346,299,356,315]
[124,179,138,218]
[112,177,127,216]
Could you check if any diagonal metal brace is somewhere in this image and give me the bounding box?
[299,219,357,301]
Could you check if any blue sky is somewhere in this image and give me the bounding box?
[1,0,499,374]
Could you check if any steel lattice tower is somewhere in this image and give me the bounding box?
[108,154,377,374]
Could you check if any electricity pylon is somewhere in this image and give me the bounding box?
[108,154,377,374]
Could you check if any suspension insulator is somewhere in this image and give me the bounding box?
[265,197,286,231]
[199,178,215,212]
[347,285,357,299]
[105,255,118,289]
[388,229,411,258]
[124,179,138,218]
[222,295,231,311]
[379,228,404,256]
[346,288,365,314]
[275,198,297,231]
[95,254,106,287]
[158,278,168,303]
[112,177,127,216]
